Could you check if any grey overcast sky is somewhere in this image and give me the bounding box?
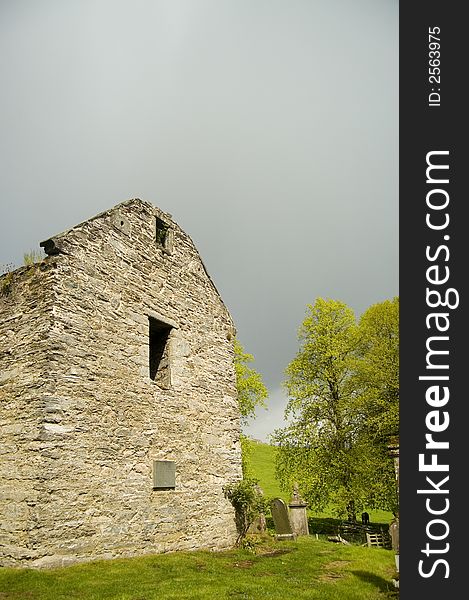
[0,0,398,442]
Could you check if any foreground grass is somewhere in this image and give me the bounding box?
[0,537,398,600]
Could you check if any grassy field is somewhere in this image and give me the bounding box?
[0,537,398,600]
[247,440,285,500]
[248,440,393,525]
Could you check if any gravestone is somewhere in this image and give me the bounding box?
[389,516,400,586]
[270,498,296,540]
[389,517,399,554]
[288,483,309,537]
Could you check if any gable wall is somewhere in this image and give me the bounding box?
[1,201,242,567]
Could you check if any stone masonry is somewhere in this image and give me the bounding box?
[0,199,242,568]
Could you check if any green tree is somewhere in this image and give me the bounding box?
[234,338,268,424]
[234,338,268,477]
[354,297,400,516]
[355,297,399,440]
[273,297,398,519]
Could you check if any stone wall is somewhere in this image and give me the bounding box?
[0,263,56,564]
[0,199,242,568]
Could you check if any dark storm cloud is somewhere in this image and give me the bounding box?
[0,0,398,441]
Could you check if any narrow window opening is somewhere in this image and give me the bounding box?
[155,217,169,247]
[149,317,172,384]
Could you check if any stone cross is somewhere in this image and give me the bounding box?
[270,498,296,540]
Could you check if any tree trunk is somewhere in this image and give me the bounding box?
[346,500,356,522]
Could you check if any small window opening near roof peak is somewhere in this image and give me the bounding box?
[155,216,169,247]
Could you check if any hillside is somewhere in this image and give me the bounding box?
[248,440,393,525]
[248,439,287,502]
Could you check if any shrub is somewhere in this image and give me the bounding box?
[223,478,269,544]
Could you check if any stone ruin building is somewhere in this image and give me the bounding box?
[0,198,242,568]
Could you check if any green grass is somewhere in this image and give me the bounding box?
[248,440,286,501]
[0,537,398,600]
